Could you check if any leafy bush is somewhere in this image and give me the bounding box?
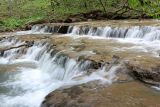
[3,18,24,28]
[128,0,160,18]
[0,0,159,30]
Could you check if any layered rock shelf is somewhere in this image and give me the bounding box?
[0,20,160,107]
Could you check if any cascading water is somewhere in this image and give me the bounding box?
[15,23,160,41]
[14,23,160,91]
[14,24,160,58]
[16,25,53,35]
[67,25,160,41]
[66,25,160,57]
[1,23,159,107]
[19,24,160,41]
[0,38,118,107]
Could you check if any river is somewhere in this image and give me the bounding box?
[0,20,160,107]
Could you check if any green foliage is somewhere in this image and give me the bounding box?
[0,16,44,29]
[143,0,160,18]
[50,0,119,19]
[128,0,141,8]
[128,0,160,18]
[3,18,24,28]
[0,0,159,30]
[0,0,48,29]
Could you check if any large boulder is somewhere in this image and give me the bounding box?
[41,81,160,107]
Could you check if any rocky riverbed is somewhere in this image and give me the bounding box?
[0,20,160,107]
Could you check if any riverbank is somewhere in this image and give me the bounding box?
[1,0,160,34]
[0,12,156,33]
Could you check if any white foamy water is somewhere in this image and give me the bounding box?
[16,25,52,35]
[16,24,160,42]
[152,86,160,91]
[68,25,160,41]
[0,58,9,64]
[66,25,160,57]
[0,38,24,47]
[0,39,118,107]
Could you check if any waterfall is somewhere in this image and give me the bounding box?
[68,25,160,41]
[16,25,53,35]
[14,24,160,58]
[21,24,160,41]
[16,24,160,41]
[0,38,118,107]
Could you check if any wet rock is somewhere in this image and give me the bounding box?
[25,41,34,47]
[64,17,86,23]
[116,65,134,83]
[126,62,160,86]
[0,50,4,56]
[58,26,69,34]
[41,81,160,107]
[89,60,102,69]
[50,49,59,57]
[78,56,103,70]
[41,81,103,107]
[70,43,85,52]
[104,55,121,72]
[25,25,32,30]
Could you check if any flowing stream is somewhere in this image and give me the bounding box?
[0,37,118,107]
[17,24,160,56]
[0,23,160,107]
